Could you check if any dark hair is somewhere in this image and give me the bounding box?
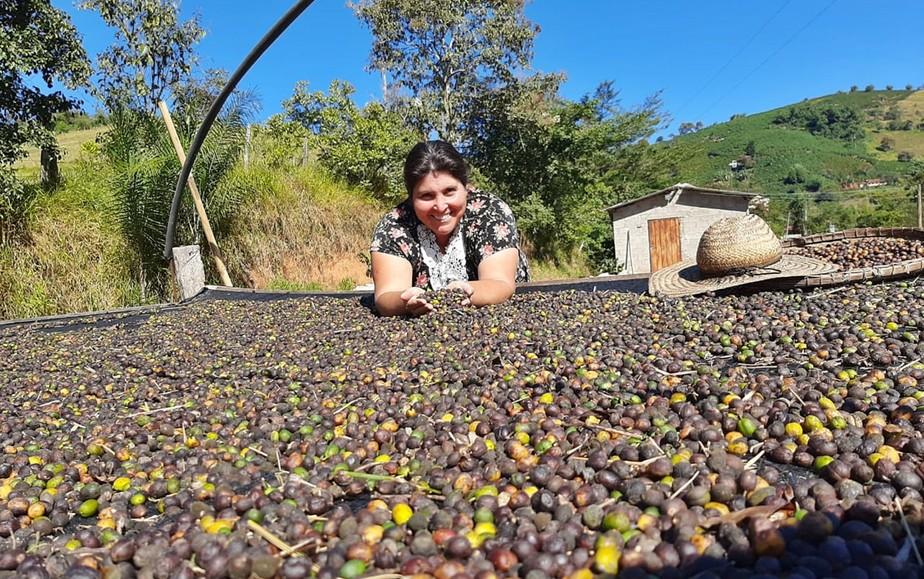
[403,140,469,195]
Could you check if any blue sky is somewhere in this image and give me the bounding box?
[60,0,923,137]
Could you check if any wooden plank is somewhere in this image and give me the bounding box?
[648,218,682,272]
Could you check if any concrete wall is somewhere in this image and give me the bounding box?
[611,191,751,274]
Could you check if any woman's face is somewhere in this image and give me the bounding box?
[411,170,468,245]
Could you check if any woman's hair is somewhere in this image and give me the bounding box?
[403,140,469,195]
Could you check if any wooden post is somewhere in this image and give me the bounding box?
[918,184,922,229]
[171,245,206,300]
[40,146,60,190]
[157,100,233,287]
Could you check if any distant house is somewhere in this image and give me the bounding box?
[605,183,758,275]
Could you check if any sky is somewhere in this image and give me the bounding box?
[58,0,924,138]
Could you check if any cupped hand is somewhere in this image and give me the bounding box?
[446,280,474,306]
[400,287,433,316]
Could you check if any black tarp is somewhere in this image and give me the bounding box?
[0,275,650,334]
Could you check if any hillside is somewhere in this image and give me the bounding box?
[664,89,924,194]
[14,113,107,171]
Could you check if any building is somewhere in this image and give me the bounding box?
[605,183,759,275]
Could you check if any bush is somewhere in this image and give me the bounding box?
[280,80,419,205]
[100,95,254,298]
[54,112,107,133]
[0,170,39,245]
[783,164,807,185]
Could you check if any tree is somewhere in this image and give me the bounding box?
[350,0,537,145]
[677,121,704,136]
[849,85,858,92]
[773,103,865,141]
[744,140,757,157]
[282,80,419,202]
[904,162,924,196]
[467,77,674,269]
[864,84,875,92]
[0,0,90,236]
[79,0,204,113]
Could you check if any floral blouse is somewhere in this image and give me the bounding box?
[370,190,530,290]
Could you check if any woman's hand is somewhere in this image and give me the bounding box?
[400,287,433,316]
[446,280,474,306]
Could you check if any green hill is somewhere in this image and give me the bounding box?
[14,126,107,172]
[663,89,924,193]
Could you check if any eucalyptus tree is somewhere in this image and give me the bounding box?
[351,0,537,145]
[79,0,204,113]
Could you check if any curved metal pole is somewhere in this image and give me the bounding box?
[163,0,316,260]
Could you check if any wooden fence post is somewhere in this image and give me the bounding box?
[157,100,233,287]
[918,184,922,229]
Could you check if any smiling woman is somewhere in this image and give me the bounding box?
[370,141,530,317]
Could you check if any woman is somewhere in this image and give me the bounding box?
[370,141,529,316]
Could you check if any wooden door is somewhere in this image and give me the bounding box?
[648,218,682,272]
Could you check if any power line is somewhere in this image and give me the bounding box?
[696,0,839,121]
[673,0,793,124]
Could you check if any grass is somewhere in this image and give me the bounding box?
[221,164,384,291]
[897,91,924,122]
[529,254,593,281]
[867,130,924,160]
[0,157,144,320]
[2,145,389,318]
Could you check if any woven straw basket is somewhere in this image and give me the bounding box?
[697,214,781,275]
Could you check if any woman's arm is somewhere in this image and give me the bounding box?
[371,251,432,316]
[448,247,518,307]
